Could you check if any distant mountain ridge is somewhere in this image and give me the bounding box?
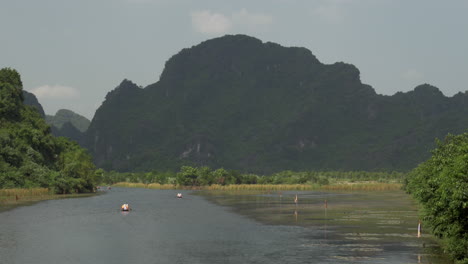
[21,93,88,145]
[84,34,468,173]
[45,109,89,145]
[46,109,90,133]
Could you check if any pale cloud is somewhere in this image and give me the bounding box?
[29,85,79,99]
[191,9,273,35]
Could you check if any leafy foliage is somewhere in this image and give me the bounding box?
[0,68,98,193]
[85,35,468,173]
[101,166,404,187]
[406,133,468,263]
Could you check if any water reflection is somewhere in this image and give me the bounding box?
[200,190,452,264]
[0,188,453,264]
[120,211,130,216]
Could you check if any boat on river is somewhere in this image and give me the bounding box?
[121,203,130,211]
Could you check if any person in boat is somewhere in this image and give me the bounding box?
[177,193,182,198]
[121,203,130,211]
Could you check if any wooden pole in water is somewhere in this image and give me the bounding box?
[324,199,328,240]
[294,194,298,222]
[417,220,421,238]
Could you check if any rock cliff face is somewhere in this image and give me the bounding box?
[23,91,45,117]
[85,35,468,173]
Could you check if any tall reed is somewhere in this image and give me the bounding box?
[320,182,402,191]
[0,188,51,204]
[111,182,402,191]
[0,188,50,197]
[204,184,320,191]
[112,182,176,189]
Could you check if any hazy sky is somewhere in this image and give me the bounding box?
[1,0,467,119]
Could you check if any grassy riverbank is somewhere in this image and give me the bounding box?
[111,181,403,191]
[0,188,96,212]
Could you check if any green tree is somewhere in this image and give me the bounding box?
[213,168,229,185]
[53,138,96,193]
[406,133,468,263]
[0,68,23,121]
[176,166,199,186]
[197,166,214,186]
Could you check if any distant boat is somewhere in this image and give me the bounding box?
[177,193,183,198]
[121,203,130,211]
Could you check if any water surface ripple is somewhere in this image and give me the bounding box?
[0,188,449,264]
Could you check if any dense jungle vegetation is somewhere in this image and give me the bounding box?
[0,68,99,193]
[102,167,405,186]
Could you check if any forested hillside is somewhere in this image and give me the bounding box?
[85,35,468,173]
[0,68,98,193]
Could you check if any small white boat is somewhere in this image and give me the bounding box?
[121,203,130,211]
[177,193,183,198]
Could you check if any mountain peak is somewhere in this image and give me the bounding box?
[413,84,444,97]
[159,34,321,84]
[46,108,90,133]
[105,79,142,100]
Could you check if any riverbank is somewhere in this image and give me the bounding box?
[0,188,97,213]
[111,181,403,191]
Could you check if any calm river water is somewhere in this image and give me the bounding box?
[0,188,451,264]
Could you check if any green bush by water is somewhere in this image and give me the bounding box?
[406,133,468,263]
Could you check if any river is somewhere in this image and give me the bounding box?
[0,188,451,264]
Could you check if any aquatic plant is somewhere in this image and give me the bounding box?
[0,188,50,200]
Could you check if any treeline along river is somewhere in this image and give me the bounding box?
[0,188,451,264]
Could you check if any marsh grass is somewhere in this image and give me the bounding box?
[0,188,95,212]
[321,182,402,191]
[112,182,176,189]
[204,184,321,191]
[111,182,402,191]
[0,188,50,201]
